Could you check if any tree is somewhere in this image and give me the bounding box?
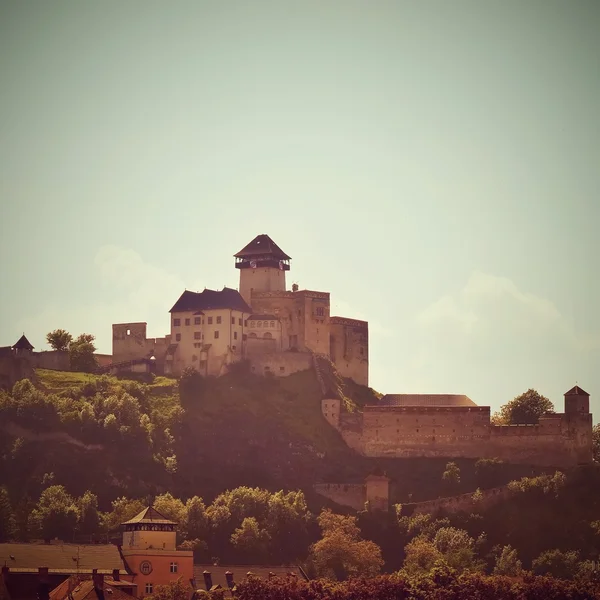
[442,462,460,491]
[401,535,445,577]
[432,527,484,573]
[147,580,190,600]
[493,389,554,425]
[475,458,503,488]
[104,497,146,532]
[69,333,98,372]
[77,491,100,536]
[230,517,271,559]
[185,496,209,541]
[29,485,79,541]
[532,549,581,580]
[46,329,73,352]
[493,545,523,576]
[309,510,383,580]
[592,423,600,463]
[153,493,186,525]
[0,487,16,542]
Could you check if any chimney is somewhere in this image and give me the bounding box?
[225,572,234,589]
[202,571,212,591]
[92,570,104,590]
[38,567,50,600]
[112,569,120,582]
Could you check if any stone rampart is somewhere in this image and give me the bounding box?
[405,485,514,517]
[249,352,312,377]
[321,399,593,468]
[314,483,366,511]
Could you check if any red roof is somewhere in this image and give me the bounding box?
[234,235,291,260]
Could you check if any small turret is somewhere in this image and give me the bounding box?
[564,385,590,415]
[12,334,34,356]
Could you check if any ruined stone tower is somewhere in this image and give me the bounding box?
[235,234,291,307]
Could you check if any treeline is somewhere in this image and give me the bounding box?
[230,571,600,600]
[2,474,600,584]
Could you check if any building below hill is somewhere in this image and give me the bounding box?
[111,234,369,385]
[321,384,594,468]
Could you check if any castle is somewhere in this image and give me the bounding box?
[112,234,369,384]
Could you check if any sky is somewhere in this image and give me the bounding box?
[1,1,598,419]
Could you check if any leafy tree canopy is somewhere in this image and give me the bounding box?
[46,329,73,352]
[493,388,554,425]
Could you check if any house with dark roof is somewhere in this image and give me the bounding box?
[111,234,370,384]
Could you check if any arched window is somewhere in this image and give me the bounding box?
[264,332,273,339]
[249,333,257,338]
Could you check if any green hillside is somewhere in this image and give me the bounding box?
[0,365,541,514]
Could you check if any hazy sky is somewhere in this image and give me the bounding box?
[1,1,598,419]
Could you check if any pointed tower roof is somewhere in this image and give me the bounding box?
[565,385,589,396]
[12,334,34,350]
[121,506,176,526]
[234,234,291,260]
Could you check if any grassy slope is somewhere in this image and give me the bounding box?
[32,368,538,506]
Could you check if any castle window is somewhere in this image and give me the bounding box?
[214,331,219,339]
[194,317,201,325]
[257,321,262,327]
[175,334,181,342]
[231,317,235,325]
[194,332,201,340]
[234,331,238,340]
[207,317,213,325]
[264,332,272,339]
[232,345,237,351]
[145,584,153,594]
[250,321,255,327]
[263,321,268,328]
[416,429,419,433]
[217,316,222,324]
[239,318,243,326]
[185,318,190,326]
[316,307,324,317]
[244,320,248,327]
[170,562,178,573]
[270,321,275,327]
[173,319,181,327]
[249,333,257,338]
[126,329,131,336]
[280,366,285,372]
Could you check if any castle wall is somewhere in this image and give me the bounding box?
[31,351,70,371]
[297,291,330,356]
[250,291,298,351]
[330,317,369,386]
[322,401,593,468]
[406,485,514,517]
[249,352,312,377]
[313,483,366,511]
[0,351,34,390]
[113,323,157,362]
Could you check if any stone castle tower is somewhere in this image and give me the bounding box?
[235,234,291,306]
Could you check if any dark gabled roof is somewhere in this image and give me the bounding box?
[121,506,176,525]
[565,385,589,396]
[379,394,477,407]
[12,335,33,350]
[234,235,291,260]
[0,543,127,574]
[170,288,251,314]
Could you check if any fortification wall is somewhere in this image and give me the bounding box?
[406,485,514,517]
[0,352,34,390]
[249,351,312,377]
[31,351,70,371]
[323,402,593,467]
[330,317,369,386]
[112,323,157,362]
[313,483,365,511]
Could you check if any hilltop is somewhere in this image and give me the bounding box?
[0,366,541,512]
